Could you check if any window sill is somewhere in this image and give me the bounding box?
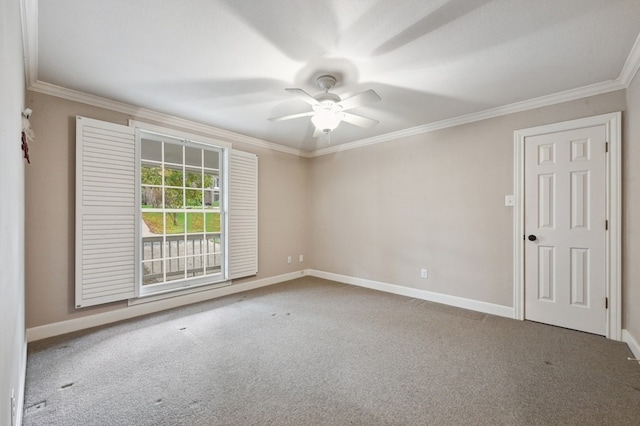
[128,280,232,306]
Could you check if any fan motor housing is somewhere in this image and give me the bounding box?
[314,92,341,103]
[316,75,337,91]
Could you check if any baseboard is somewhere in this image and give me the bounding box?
[307,270,514,318]
[26,271,305,342]
[622,329,640,362]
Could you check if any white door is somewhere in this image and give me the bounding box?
[524,125,607,335]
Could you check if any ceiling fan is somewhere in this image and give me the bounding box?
[269,75,382,138]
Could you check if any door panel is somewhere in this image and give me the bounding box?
[538,173,555,228]
[537,246,555,301]
[570,248,589,306]
[524,125,606,335]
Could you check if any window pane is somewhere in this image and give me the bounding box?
[206,233,221,254]
[206,254,221,273]
[165,235,186,256]
[204,150,219,169]
[141,139,162,162]
[142,260,163,285]
[187,256,205,277]
[204,190,219,209]
[141,164,162,185]
[186,235,207,255]
[164,143,183,164]
[166,258,186,282]
[185,147,201,167]
[203,171,217,189]
[164,166,183,187]
[142,236,163,261]
[141,186,162,209]
[186,168,202,188]
[164,213,184,234]
[185,189,202,208]
[142,213,163,235]
[164,188,183,209]
[206,212,221,232]
[187,212,204,233]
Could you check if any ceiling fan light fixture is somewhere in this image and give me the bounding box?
[270,74,381,137]
[311,110,344,133]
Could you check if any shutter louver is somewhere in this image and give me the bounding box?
[228,150,258,279]
[76,117,136,307]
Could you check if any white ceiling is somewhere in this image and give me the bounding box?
[28,0,640,152]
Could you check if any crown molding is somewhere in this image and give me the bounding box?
[619,33,640,86]
[310,78,626,157]
[28,80,310,158]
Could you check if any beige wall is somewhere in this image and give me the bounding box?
[309,91,627,308]
[624,73,640,342]
[25,91,309,328]
[1,0,26,424]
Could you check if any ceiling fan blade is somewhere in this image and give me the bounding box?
[268,111,315,122]
[285,88,320,106]
[342,112,379,129]
[337,89,381,111]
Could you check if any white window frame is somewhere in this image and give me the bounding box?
[130,121,232,298]
[136,132,227,295]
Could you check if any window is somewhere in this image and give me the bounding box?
[75,117,257,308]
[139,132,225,295]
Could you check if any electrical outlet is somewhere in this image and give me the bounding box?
[299,254,304,262]
[287,256,292,264]
[420,268,428,279]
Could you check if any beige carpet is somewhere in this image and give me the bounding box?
[24,276,640,425]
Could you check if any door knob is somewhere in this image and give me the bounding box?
[528,235,537,241]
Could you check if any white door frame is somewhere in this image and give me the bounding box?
[513,112,621,340]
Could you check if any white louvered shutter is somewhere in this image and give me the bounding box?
[76,116,136,307]
[228,149,258,279]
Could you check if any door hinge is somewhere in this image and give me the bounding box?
[605,220,609,231]
[605,142,609,153]
[605,297,609,309]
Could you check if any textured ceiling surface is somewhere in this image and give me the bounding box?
[34,0,640,151]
